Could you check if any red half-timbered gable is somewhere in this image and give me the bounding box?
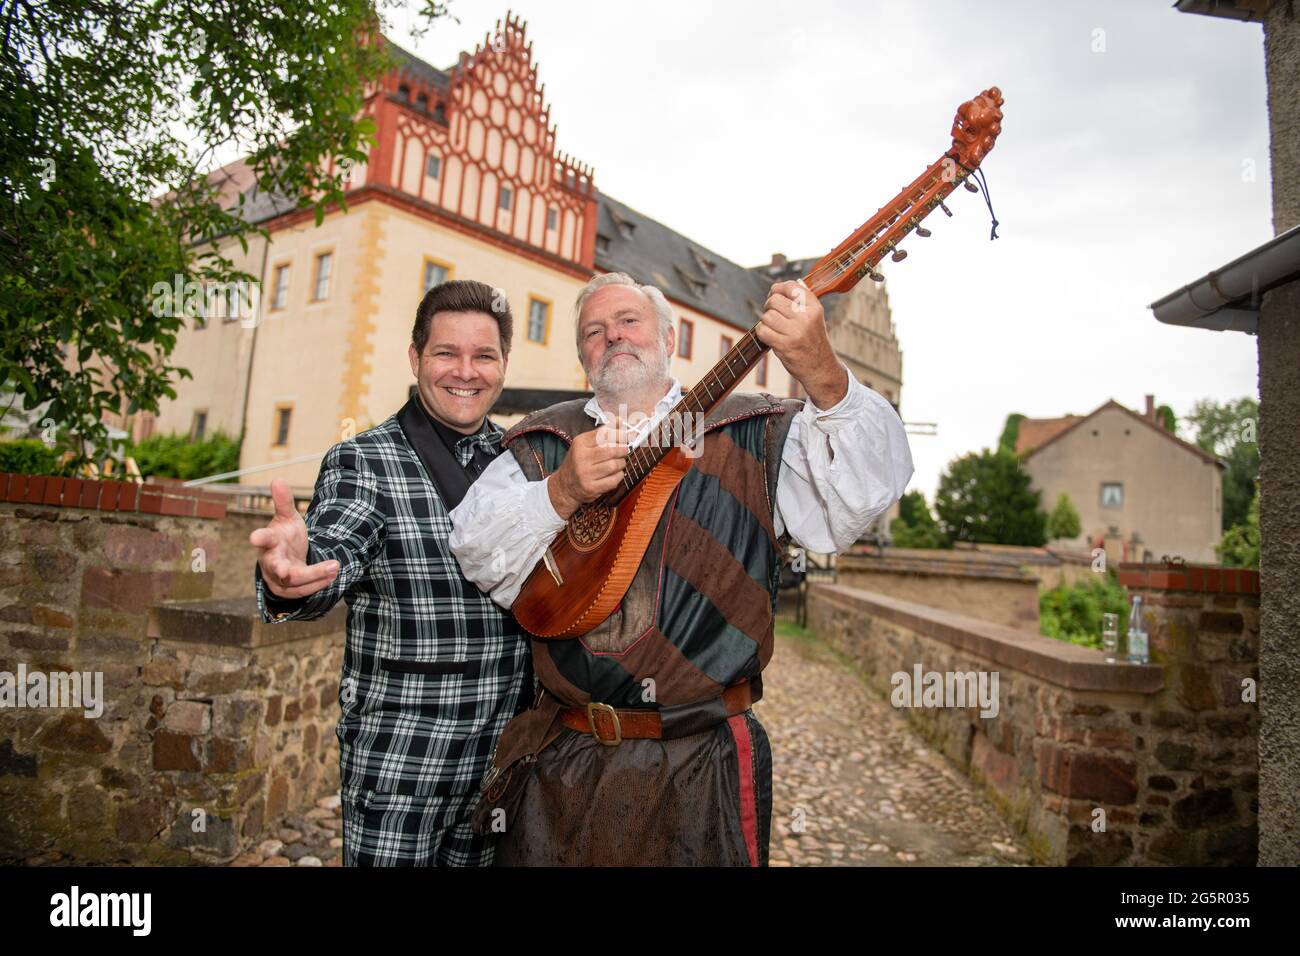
[367,14,597,269]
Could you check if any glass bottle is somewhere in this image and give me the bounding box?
[1102,612,1119,663]
[1126,595,1149,665]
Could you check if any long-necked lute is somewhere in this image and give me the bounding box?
[512,86,1005,638]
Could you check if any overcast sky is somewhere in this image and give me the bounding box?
[387,0,1269,500]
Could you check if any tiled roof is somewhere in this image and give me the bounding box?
[594,192,776,331]
[1015,416,1082,456]
[387,39,451,90]
[1020,400,1223,468]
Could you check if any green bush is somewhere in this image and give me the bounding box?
[126,432,241,482]
[889,491,948,548]
[1039,576,1130,650]
[1216,480,1259,570]
[1047,492,1082,540]
[0,439,66,476]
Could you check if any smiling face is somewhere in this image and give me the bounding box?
[577,285,674,403]
[407,310,507,434]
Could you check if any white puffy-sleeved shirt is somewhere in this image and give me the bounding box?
[449,366,914,608]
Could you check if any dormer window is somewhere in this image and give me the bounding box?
[690,248,716,275]
[595,234,611,254]
[398,84,410,102]
[608,207,636,240]
[416,92,428,112]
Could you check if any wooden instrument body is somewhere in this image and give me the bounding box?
[512,446,693,638]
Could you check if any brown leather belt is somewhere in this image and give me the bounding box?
[559,680,754,745]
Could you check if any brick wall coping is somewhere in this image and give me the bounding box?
[147,597,346,648]
[810,583,1164,694]
[838,550,1040,584]
[1117,562,1260,595]
[0,473,227,520]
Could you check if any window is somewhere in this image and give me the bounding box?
[1100,482,1123,508]
[398,84,410,102]
[527,297,550,344]
[192,410,207,442]
[312,252,332,301]
[595,234,610,254]
[416,92,428,112]
[426,155,441,180]
[499,185,513,211]
[222,285,240,323]
[273,406,292,447]
[677,318,693,359]
[272,264,290,310]
[755,352,768,388]
[547,207,558,231]
[422,259,451,294]
[720,334,733,358]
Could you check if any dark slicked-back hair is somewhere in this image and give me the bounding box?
[412,279,513,357]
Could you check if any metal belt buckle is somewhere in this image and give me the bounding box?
[585,701,622,746]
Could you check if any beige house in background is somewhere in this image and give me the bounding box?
[1015,394,1224,563]
[123,14,906,520]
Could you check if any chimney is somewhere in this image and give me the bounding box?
[770,253,787,270]
[1145,394,1155,420]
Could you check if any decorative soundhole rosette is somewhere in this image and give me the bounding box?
[567,502,615,552]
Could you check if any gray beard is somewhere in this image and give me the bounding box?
[590,344,670,407]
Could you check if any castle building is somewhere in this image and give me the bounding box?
[133,14,905,495]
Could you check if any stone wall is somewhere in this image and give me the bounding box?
[0,476,343,864]
[836,547,1042,630]
[807,560,1259,866]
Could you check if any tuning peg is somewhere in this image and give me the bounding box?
[868,269,885,282]
[940,202,953,217]
[915,226,932,237]
[891,249,908,263]
[964,180,979,193]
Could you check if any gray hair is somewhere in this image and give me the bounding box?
[573,272,674,346]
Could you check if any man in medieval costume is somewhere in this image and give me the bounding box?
[449,271,913,865]
[251,280,532,866]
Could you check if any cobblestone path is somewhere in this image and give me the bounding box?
[761,620,1035,866]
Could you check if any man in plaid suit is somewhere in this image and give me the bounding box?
[250,280,532,866]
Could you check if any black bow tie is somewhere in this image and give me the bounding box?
[454,429,502,468]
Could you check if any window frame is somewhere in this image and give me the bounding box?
[420,256,455,295]
[271,263,291,311]
[1100,482,1124,508]
[311,250,333,302]
[526,295,552,345]
[677,318,693,360]
[272,403,294,448]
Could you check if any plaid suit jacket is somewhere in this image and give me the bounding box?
[255,414,533,806]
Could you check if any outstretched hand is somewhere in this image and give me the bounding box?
[249,479,340,599]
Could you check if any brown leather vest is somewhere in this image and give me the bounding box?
[503,391,802,708]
